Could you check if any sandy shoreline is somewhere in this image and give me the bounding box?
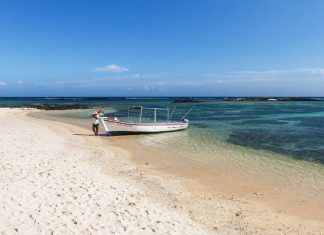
[1,108,324,234]
[0,108,208,234]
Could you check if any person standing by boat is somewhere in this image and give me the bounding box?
[91,111,100,136]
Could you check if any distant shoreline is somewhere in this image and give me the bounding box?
[1,96,324,99]
[223,97,322,102]
[0,104,91,110]
[0,97,323,108]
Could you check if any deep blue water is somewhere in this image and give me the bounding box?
[2,97,324,165]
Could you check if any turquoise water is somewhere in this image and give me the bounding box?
[2,97,324,166]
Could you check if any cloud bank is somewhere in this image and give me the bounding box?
[3,67,324,96]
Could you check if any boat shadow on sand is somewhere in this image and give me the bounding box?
[72,132,168,137]
[73,133,96,136]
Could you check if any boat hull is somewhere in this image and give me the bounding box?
[102,119,189,133]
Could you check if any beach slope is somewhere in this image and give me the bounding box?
[0,108,209,234]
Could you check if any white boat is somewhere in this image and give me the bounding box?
[100,106,190,134]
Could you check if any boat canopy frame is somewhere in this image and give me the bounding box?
[127,106,170,123]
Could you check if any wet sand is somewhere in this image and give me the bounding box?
[100,134,324,234]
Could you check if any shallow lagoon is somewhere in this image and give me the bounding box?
[2,97,324,165]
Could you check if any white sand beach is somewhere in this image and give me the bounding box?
[0,108,208,234]
[1,108,324,235]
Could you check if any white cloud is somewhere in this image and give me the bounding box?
[26,66,324,94]
[225,68,324,76]
[17,80,24,85]
[306,68,324,75]
[199,67,324,84]
[0,81,7,87]
[93,64,129,73]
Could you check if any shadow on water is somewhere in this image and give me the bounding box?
[232,119,289,126]
[227,128,324,164]
[287,117,324,128]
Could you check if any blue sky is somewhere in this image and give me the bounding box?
[1,0,324,96]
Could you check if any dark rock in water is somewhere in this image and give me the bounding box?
[173,98,201,103]
[278,97,321,101]
[224,97,271,101]
[0,104,90,110]
[129,106,142,109]
[224,97,321,102]
[29,104,90,110]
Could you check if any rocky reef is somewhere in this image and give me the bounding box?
[173,98,201,103]
[224,97,321,102]
[1,104,90,110]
